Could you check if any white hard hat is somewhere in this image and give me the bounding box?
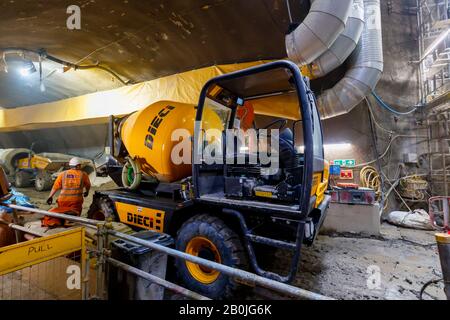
[69,157,81,167]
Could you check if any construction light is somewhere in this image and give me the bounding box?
[18,60,37,76]
[19,68,30,76]
[296,143,353,153]
[324,143,352,151]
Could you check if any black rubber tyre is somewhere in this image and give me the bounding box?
[35,170,54,192]
[15,170,32,188]
[87,196,117,221]
[175,214,248,300]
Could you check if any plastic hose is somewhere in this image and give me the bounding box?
[419,279,443,300]
[354,134,425,168]
[371,92,418,115]
[360,166,382,201]
[121,157,142,190]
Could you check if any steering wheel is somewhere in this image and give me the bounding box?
[262,119,288,131]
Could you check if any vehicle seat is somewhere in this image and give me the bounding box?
[278,128,296,169]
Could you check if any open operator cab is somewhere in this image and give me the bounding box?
[90,60,331,299]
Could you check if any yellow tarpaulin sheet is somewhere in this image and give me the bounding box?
[0,60,300,132]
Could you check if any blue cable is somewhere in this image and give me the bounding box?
[371,91,418,115]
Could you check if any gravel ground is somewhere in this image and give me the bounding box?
[15,185,447,300]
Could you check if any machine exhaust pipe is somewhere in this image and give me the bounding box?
[317,0,384,119]
[285,0,353,66]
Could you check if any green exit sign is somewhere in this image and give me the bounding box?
[332,159,356,168]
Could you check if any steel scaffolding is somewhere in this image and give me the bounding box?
[414,0,450,197]
[426,109,450,196]
[417,0,450,104]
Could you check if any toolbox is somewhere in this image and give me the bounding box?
[331,187,376,205]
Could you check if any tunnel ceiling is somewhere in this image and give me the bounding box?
[0,0,309,108]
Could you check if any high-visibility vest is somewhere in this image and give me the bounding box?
[42,169,89,227]
[58,170,85,203]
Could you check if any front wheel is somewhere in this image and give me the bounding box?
[175,214,248,300]
[35,170,53,191]
[15,171,32,188]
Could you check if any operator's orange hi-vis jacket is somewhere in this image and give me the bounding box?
[42,169,91,227]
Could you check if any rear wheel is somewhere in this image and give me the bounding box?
[87,196,116,221]
[15,171,32,188]
[175,214,248,300]
[35,170,53,191]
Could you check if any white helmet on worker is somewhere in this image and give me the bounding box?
[69,157,82,167]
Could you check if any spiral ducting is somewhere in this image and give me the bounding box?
[285,0,353,66]
[306,0,365,79]
[317,0,383,119]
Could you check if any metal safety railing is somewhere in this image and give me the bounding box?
[2,203,334,301]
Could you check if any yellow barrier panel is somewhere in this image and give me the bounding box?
[0,228,85,276]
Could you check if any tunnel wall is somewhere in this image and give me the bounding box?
[321,0,426,212]
[0,123,108,159]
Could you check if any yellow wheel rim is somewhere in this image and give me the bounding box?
[185,236,221,284]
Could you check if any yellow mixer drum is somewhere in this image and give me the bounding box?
[120,100,223,183]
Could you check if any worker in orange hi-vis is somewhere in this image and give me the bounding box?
[42,157,91,228]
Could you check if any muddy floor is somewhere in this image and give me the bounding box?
[15,185,447,300]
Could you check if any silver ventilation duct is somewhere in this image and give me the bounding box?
[308,0,364,79]
[317,0,383,119]
[285,0,353,66]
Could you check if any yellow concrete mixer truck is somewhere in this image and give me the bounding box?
[89,60,330,299]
